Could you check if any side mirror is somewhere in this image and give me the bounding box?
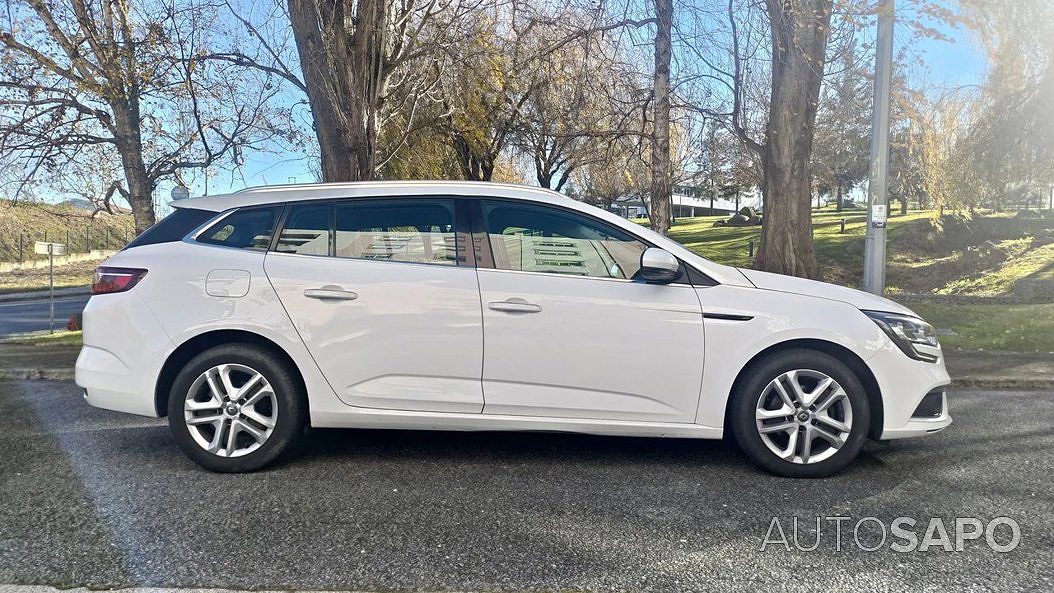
[639,247,680,284]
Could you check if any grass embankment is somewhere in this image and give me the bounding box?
[661,208,1054,296]
[0,199,134,293]
[0,199,135,261]
[658,208,1054,352]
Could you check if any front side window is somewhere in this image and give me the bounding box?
[335,200,457,265]
[275,203,331,256]
[482,201,646,279]
[198,206,279,250]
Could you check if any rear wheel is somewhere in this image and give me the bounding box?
[730,349,870,478]
[168,343,305,472]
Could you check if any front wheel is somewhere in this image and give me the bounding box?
[730,349,870,478]
[168,343,306,472]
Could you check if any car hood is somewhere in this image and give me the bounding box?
[738,268,917,317]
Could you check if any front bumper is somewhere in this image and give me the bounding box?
[880,388,952,439]
[867,342,952,440]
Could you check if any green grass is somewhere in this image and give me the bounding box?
[0,330,83,347]
[0,258,100,294]
[657,207,1053,295]
[910,303,1054,353]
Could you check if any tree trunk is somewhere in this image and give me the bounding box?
[649,0,674,235]
[754,0,833,279]
[112,98,156,234]
[453,134,495,181]
[288,0,385,182]
[836,183,843,212]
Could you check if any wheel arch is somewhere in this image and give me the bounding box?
[724,339,884,440]
[154,329,307,418]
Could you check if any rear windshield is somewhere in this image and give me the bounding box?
[123,207,218,250]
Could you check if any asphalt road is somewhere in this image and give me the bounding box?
[1,381,1052,592]
[0,295,89,336]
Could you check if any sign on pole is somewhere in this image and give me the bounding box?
[34,242,66,334]
[863,0,894,295]
[34,241,67,256]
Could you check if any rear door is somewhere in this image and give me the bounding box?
[264,198,485,413]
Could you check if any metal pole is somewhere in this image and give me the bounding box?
[863,0,894,295]
[49,245,55,335]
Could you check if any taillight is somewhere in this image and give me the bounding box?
[92,267,148,295]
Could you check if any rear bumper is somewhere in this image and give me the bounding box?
[76,344,158,417]
[74,291,172,418]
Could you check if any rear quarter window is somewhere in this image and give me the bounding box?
[123,208,218,250]
[197,206,281,250]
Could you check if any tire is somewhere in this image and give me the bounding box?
[730,349,870,478]
[167,343,306,472]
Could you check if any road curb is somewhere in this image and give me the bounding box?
[0,368,75,381]
[953,377,1054,390]
[0,286,91,303]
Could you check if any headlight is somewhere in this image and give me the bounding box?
[863,310,939,362]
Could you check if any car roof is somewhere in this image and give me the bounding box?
[173,181,572,212]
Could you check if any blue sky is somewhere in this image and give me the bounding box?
[173,4,990,201]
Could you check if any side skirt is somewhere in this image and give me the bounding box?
[309,407,723,439]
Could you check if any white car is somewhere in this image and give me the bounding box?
[76,182,951,477]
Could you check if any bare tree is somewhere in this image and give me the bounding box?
[812,39,871,212]
[0,0,280,232]
[284,0,479,182]
[649,0,674,234]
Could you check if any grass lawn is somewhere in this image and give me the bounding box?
[0,257,100,294]
[0,330,84,347]
[656,207,1054,296]
[909,303,1054,353]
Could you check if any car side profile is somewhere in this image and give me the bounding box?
[76,181,951,477]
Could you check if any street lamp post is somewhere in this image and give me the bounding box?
[863,0,894,295]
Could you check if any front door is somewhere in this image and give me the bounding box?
[474,199,705,423]
[265,198,484,413]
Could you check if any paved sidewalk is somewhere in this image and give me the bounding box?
[945,349,1054,390]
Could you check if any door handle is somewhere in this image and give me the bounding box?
[488,298,542,313]
[304,286,358,301]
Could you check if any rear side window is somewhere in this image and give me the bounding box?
[123,207,217,250]
[198,206,280,250]
[334,200,456,265]
[275,203,331,256]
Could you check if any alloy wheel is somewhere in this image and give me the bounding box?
[754,369,853,465]
[183,363,278,458]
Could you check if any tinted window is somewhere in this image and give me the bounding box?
[335,200,456,265]
[198,206,279,250]
[482,201,646,279]
[124,207,216,250]
[276,203,331,256]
